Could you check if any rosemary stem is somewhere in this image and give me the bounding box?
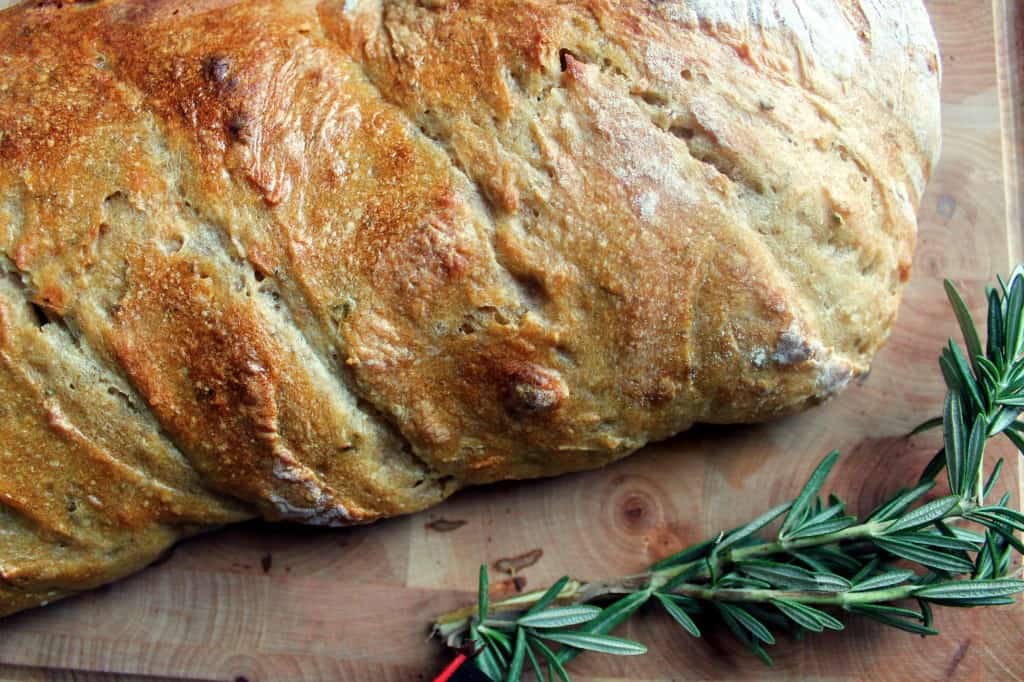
[668,584,916,606]
[434,503,987,637]
[435,582,588,626]
[435,523,894,628]
[649,520,893,589]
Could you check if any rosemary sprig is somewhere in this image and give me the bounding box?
[432,268,1024,679]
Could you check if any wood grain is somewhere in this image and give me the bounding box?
[1,1,1023,680]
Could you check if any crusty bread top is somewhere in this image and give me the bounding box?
[0,0,939,616]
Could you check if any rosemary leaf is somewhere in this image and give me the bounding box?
[649,538,717,571]
[873,537,975,573]
[915,579,1024,602]
[947,341,985,414]
[986,407,1020,436]
[656,593,700,637]
[870,481,936,522]
[770,599,843,632]
[910,416,943,436]
[480,626,513,656]
[993,536,1013,577]
[719,573,773,590]
[987,287,1004,364]
[517,606,602,629]
[941,595,1017,606]
[941,524,986,543]
[945,279,984,372]
[1005,274,1024,358]
[524,576,571,617]
[961,415,987,499]
[849,611,938,636]
[888,532,979,552]
[750,643,774,666]
[1004,427,1024,455]
[785,517,858,540]
[968,506,1024,531]
[530,637,569,682]
[479,565,490,623]
[983,459,1005,499]
[943,393,966,495]
[717,605,774,666]
[541,633,647,656]
[850,570,917,592]
[790,551,830,573]
[794,502,847,528]
[740,560,851,592]
[849,557,881,585]
[919,449,948,485]
[939,353,963,394]
[976,356,1002,392]
[717,502,792,553]
[473,624,507,681]
[524,639,545,682]
[809,547,864,573]
[780,451,840,538]
[555,590,651,665]
[883,495,961,534]
[988,522,1024,554]
[506,628,526,682]
[717,603,775,645]
[974,534,995,580]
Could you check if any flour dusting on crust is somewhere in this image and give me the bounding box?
[657,0,941,168]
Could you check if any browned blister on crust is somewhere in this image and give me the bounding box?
[0,0,940,616]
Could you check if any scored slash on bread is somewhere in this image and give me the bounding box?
[0,0,940,617]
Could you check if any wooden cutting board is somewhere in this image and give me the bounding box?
[2,1,1022,680]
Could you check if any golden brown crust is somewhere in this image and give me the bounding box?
[0,0,940,616]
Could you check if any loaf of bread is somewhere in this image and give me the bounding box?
[0,0,940,616]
